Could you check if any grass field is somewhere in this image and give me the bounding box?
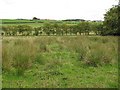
[1,19,62,28]
[1,19,101,28]
[1,23,43,28]
[2,36,118,88]
[1,19,47,28]
[1,19,49,24]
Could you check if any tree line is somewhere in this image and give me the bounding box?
[1,22,103,36]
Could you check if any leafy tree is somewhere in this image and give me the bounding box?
[69,25,74,35]
[37,27,43,35]
[33,17,39,20]
[84,22,91,35]
[50,25,56,35]
[76,23,84,35]
[43,23,52,36]
[96,23,104,35]
[61,23,69,35]
[16,25,32,36]
[34,28,39,36]
[103,5,119,35]
[53,23,59,35]
[10,26,17,36]
[2,26,16,36]
[88,21,104,35]
[71,25,78,35]
[55,25,61,35]
[2,26,9,36]
[79,22,91,35]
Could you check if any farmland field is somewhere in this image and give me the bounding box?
[2,36,118,88]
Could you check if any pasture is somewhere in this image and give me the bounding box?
[2,36,118,88]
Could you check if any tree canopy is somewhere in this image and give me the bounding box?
[103,5,119,35]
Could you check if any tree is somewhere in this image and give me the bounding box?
[96,23,104,35]
[50,24,56,35]
[84,22,91,35]
[61,23,68,35]
[16,25,32,36]
[90,23,103,35]
[76,23,84,35]
[2,26,16,36]
[43,23,52,36]
[103,5,119,35]
[10,26,17,36]
[69,25,74,35]
[71,25,78,35]
[58,24,64,35]
[53,23,59,35]
[37,27,43,35]
[55,24,61,35]
[34,27,39,36]
[2,26,9,36]
[79,22,91,35]
[33,17,39,20]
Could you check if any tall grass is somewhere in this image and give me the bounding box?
[2,36,118,75]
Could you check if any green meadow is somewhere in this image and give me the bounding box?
[2,36,118,88]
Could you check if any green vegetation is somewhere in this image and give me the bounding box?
[2,36,118,88]
[1,23,43,28]
[1,19,53,24]
[1,21,103,36]
[103,5,119,35]
[1,5,119,88]
[2,19,36,24]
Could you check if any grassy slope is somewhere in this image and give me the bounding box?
[2,36,118,88]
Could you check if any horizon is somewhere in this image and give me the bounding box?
[0,0,118,20]
[1,18,103,21]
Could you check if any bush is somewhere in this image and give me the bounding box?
[83,43,115,67]
[84,49,104,67]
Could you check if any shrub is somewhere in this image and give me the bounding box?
[83,43,116,67]
[84,49,104,67]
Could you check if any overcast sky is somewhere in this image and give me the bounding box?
[0,0,118,20]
